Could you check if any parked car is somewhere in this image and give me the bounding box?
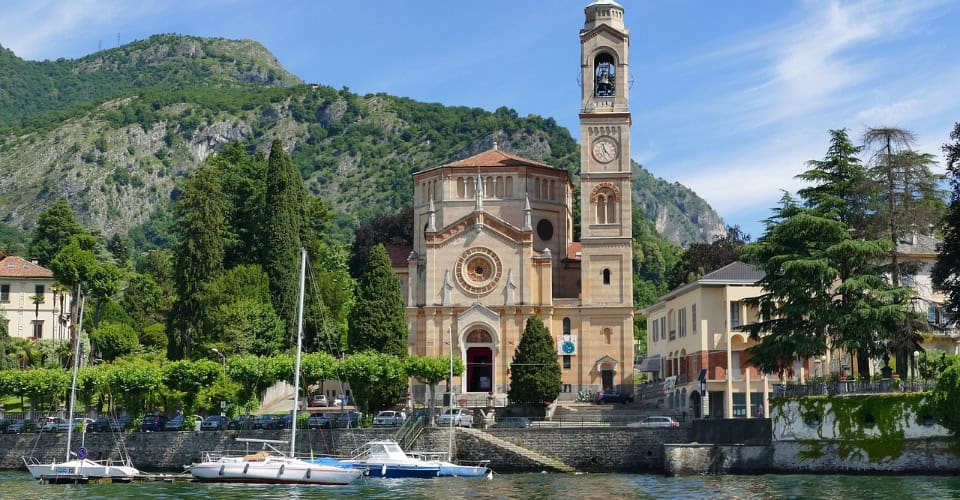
[165,414,203,431]
[140,414,169,432]
[58,417,93,432]
[201,415,231,431]
[438,408,473,427]
[6,418,34,433]
[0,418,11,433]
[88,417,112,432]
[227,415,253,430]
[41,416,66,432]
[334,411,362,428]
[491,417,531,428]
[596,390,634,404]
[111,416,132,432]
[311,394,329,407]
[373,410,406,427]
[636,416,679,428]
[307,412,334,429]
[332,394,352,407]
[252,413,284,430]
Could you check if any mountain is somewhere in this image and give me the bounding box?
[0,35,722,247]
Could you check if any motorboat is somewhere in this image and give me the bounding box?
[324,440,489,479]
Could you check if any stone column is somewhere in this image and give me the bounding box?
[762,374,770,418]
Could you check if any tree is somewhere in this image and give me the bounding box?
[934,123,960,315]
[29,200,84,266]
[341,351,408,414]
[263,140,305,347]
[89,322,138,361]
[349,206,413,278]
[670,225,749,288]
[508,316,561,406]
[926,356,960,438]
[106,233,130,266]
[162,359,221,413]
[49,234,99,364]
[406,355,464,425]
[169,163,226,359]
[797,129,870,234]
[347,244,407,357]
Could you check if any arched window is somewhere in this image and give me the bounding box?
[457,177,465,198]
[602,268,611,285]
[485,177,494,198]
[466,329,493,343]
[562,317,571,335]
[466,177,476,198]
[602,327,612,345]
[605,195,616,223]
[594,52,616,97]
[549,180,556,200]
[593,187,617,224]
[505,177,514,198]
[495,176,504,197]
[534,178,542,199]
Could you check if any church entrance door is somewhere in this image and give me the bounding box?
[601,369,614,391]
[466,347,493,392]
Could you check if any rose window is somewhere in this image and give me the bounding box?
[456,247,502,295]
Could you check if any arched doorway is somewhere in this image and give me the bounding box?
[465,329,493,392]
[690,391,701,418]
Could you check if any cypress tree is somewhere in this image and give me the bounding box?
[169,164,226,360]
[347,244,407,357]
[508,316,561,406]
[263,140,303,346]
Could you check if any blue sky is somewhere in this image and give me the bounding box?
[3,0,960,239]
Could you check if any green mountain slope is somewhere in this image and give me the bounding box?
[0,35,722,248]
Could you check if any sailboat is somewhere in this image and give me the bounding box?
[23,294,140,482]
[189,248,363,485]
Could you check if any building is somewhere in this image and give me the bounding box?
[0,252,69,342]
[641,262,784,419]
[395,0,635,404]
[896,233,958,359]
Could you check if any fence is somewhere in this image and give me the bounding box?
[773,379,936,397]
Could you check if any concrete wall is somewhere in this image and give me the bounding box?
[664,444,772,475]
[772,439,960,473]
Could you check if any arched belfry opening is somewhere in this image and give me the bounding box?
[594,52,616,97]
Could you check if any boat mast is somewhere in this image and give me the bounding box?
[448,325,454,460]
[65,292,86,462]
[290,248,307,458]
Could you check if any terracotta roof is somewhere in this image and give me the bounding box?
[0,255,54,278]
[444,149,555,169]
[384,244,414,268]
[566,242,582,261]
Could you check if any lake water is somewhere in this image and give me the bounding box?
[1,471,959,499]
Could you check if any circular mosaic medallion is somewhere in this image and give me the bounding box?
[456,247,502,295]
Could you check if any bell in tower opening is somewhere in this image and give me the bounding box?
[594,52,616,97]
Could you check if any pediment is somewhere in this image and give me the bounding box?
[458,302,500,326]
[580,24,628,43]
[595,355,618,371]
[427,211,530,246]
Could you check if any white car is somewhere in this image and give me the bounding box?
[636,416,679,428]
[373,411,406,427]
[311,394,329,407]
[438,408,473,427]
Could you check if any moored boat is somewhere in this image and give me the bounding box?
[323,440,489,479]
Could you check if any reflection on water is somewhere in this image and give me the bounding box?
[1,471,960,499]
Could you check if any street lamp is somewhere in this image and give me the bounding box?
[211,348,226,375]
[913,350,920,381]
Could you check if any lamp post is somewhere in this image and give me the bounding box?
[211,348,226,375]
[913,350,920,381]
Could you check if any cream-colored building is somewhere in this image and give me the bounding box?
[395,0,635,404]
[641,262,788,419]
[896,234,958,358]
[0,252,69,342]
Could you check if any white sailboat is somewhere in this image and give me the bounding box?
[23,294,140,482]
[190,248,363,485]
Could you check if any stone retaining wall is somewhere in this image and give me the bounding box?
[664,444,772,475]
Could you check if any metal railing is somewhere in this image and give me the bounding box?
[773,379,936,397]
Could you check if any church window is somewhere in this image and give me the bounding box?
[485,177,494,198]
[563,355,571,369]
[537,219,554,241]
[457,177,465,198]
[549,180,556,200]
[602,268,611,285]
[466,177,476,198]
[534,178,542,199]
[594,52,616,97]
[505,177,514,197]
[602,327,612,344]
[466,329,493,343]
[562,317,571,335]
[495,176,504,197]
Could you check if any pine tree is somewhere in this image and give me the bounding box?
[796,129,870,234]
[508,316,561,406]
[169,164,226,360]
[347,244,407,357]
[933,123,960,315]
[29,200,84,266]
[263,140,303,346]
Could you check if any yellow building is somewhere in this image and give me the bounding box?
[393,0,635,405]
[0,252,69,342]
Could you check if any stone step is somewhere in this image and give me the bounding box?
[458,427,577,473]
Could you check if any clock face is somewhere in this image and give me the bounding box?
[592,137,618,163]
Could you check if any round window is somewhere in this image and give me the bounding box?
[537,219,554,241]
[455,247,503,295]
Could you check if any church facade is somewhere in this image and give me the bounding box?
[394,0,635,404]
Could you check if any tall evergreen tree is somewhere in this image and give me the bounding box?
[263,140,304,346]
[169,164,226,360]
[29,200,84,265]
[347,244,407,357]
[216,142,268,269]
[507,316,562,406]
[796,129,870,234]
[933,123,960,316]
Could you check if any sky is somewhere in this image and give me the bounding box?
[2,0,960,239]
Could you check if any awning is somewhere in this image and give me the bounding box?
[634,354,662,373]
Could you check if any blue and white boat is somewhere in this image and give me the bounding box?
[315,440,489,479]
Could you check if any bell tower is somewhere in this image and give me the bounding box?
[579,0,632,308]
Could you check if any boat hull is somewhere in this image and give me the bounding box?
[346,461,440,479]
[190,457,362,485]
[438,464,490,477]
[26,459,140,481]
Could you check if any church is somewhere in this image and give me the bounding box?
[392,0,635,404]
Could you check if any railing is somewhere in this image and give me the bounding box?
[773,379,937,397]
[484,414,690,429]
[393,415,426,450]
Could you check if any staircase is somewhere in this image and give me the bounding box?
[458,427,577,473]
